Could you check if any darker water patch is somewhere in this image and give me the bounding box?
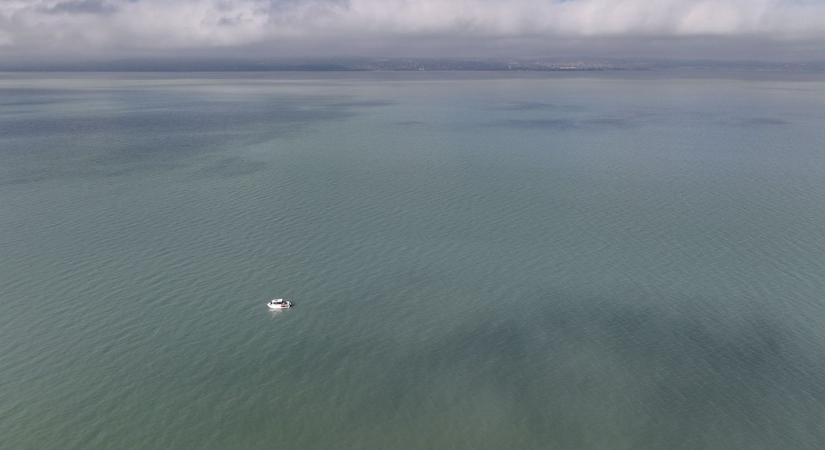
[723,117,790,127]
[495,101,573,111]
[198,157,268,178]
[329,100,395,108]
[394,120,427,127]
[0,89,384,185]
[343,288,825,448]
[493,116,633,130]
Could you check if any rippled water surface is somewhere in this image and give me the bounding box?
[2,72,825,449]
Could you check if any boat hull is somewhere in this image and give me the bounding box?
[267,299,292,310]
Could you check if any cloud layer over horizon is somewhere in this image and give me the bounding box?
[2,0,825,61]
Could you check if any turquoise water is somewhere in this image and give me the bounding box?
[2,72,825,449]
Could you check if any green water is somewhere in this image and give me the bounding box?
[2,72,825,449]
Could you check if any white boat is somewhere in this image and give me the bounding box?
[267,298,293,310]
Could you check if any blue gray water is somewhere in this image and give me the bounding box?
[2,72,825,449]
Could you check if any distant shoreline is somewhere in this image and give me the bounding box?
[1,58,823,73]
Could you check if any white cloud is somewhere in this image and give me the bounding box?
[1,0,824,58]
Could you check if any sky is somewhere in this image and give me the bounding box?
[1,0,825,63]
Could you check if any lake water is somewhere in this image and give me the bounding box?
[2,71,825,449]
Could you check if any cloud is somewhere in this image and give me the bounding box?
[1,0,824,60]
